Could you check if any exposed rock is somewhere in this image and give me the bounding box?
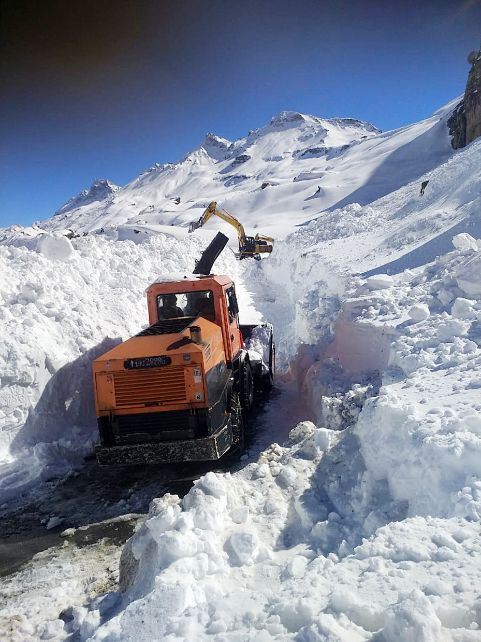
[201,133,233,160]
[232,154,251,165]
[448,45,481,149]
[447,101,466,149]
[465,48,481,144]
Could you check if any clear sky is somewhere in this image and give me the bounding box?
[1,0,480,227]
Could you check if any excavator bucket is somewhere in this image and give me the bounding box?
[188,219,202,233]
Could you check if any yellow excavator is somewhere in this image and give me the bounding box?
[189,201,274,260]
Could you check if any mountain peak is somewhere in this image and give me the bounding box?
[200,133,233,160]
[55,179,119,216]
[269,111,309,128]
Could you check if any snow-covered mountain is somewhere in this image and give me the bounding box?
[54,179,120,217]
[2,95,481,641]
[35,105,454,240]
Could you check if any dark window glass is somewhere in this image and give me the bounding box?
[157,290,215,321]
[225,286,239,323]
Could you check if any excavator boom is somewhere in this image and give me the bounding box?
[189,201,274,260]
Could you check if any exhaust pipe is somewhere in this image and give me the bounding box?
[190,325,203,344]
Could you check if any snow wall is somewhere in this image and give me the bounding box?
[0,232,238,499]
[2,223,481,641]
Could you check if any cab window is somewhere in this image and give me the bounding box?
[225,286,239,324]
[157,290,215,321]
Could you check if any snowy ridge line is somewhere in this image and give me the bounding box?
[5,99,455,241]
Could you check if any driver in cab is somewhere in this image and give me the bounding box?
[158,294,184,319]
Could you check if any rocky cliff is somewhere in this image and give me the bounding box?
[448,45,481,149]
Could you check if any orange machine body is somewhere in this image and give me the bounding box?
[92,274,245,465]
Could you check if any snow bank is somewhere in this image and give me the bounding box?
[71,423,481,642]
[0,233,237,498]
[352,240,481,521]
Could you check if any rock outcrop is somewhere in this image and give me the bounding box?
[448,45,481,149]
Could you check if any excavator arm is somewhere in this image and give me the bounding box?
[189,201,274,260]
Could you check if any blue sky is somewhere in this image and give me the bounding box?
[1,0,480,227]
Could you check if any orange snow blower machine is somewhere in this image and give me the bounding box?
[93,233,274,466]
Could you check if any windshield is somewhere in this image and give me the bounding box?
[157,290,215,321]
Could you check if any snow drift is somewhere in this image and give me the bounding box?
[73,231,481,642]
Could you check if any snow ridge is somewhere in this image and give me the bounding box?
[31,103,456,239]
[55,179,119,217]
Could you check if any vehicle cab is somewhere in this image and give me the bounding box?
[145,274,243,363]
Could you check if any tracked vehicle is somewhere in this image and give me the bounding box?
[189,201,274,260]
[93,233,274,466]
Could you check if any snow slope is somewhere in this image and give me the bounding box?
[2,96,481,640]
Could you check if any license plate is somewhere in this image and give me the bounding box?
[124,355,172,369]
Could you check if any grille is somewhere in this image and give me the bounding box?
[116,411,191,435]
[113,366,186,407]
[137,318,195,336]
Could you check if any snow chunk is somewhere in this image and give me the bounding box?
[365,274,393,290]
[451,298,477,320]
[408,303,430,322]
[455,253,481,298]
[227,531,258,565]
[194,472,227,499]
[452,233,478,251]
[314,427,332,452]
[289,421,316,444]
[381,590,447,642]
[437,318,470,340]
[276,465,297,488]
[37,234,75,261]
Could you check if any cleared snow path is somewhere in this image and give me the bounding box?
[0,224,390,641]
